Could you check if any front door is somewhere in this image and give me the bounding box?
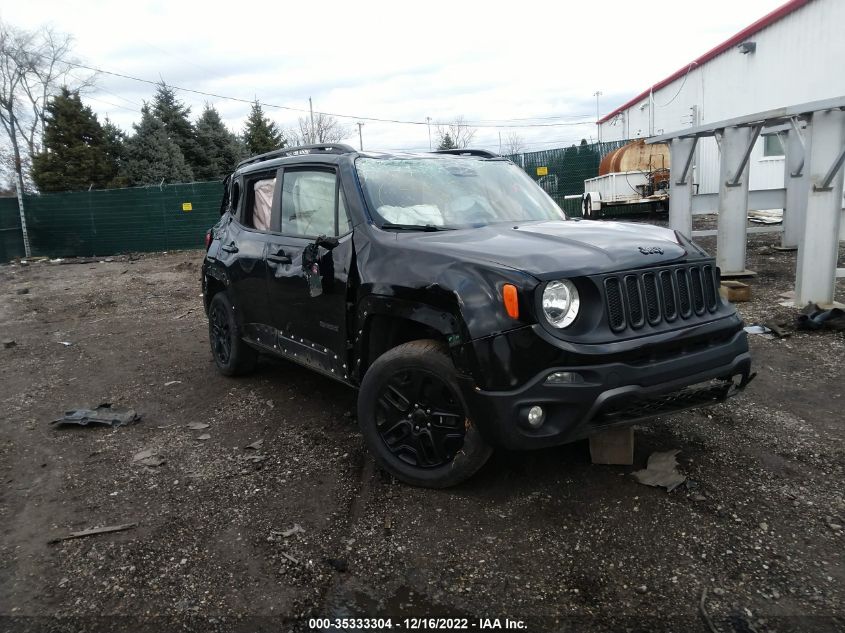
[265,166,354,379]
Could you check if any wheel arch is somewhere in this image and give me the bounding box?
[353,295,470,381]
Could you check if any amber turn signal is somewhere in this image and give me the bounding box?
[503,284,519,319]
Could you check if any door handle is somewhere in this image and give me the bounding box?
[267,250,291,264]
[221,242,239,253]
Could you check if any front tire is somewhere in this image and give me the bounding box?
[208,291,258,376]
[357,340,492,488]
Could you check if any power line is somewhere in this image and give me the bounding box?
[43,53,597,129]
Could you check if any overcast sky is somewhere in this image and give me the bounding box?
[3,0,785,153]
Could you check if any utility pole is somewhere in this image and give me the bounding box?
[309,97,315,144]
[357,122,364,150]
[498,131,502,155]
[426,116,432,150]
[593,90,602,144]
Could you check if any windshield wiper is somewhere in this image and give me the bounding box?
[379,223,454,232]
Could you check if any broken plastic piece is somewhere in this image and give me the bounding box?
[51,404,140,428]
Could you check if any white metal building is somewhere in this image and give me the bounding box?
[597,0,845,199]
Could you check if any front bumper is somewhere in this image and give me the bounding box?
[459,325,752,450]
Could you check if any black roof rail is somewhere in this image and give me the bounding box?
[237,143,357,169]
[433,148,500,158]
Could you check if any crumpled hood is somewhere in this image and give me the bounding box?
[395,219,696,279]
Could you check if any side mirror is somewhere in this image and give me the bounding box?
[316,235,339,250]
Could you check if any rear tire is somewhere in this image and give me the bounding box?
[357,340,492,488]
[208,291,258,376]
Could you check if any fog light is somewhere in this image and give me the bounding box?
[545,371,584,385]
[527,405,546,428]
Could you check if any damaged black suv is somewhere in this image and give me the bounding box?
[202,144,752,487]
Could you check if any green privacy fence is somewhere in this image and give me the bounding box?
[0,181,223,263]
[507,139,631,215]
[0,197,24,263]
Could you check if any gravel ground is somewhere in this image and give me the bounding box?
[0,217,843,633]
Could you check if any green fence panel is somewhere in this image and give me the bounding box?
[507,140,630,217]
[0,197,25,263]
[19,181,223,259]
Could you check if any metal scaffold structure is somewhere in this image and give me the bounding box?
[649,96,845,307]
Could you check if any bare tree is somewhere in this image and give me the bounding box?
[288,112,350,145]
[434,116,477,149]
[0,20,90,256]
[503,132,525,155]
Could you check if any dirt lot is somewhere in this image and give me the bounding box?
[1,220,843,633]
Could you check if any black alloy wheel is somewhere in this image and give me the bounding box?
[209,301,232,365]
[375,368,467,468]
[207,291,257,376]
[357,339,492,488]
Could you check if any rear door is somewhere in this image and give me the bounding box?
[215,168,280,342]
[264,165,354,378]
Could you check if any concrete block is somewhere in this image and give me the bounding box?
[589,426,634,465]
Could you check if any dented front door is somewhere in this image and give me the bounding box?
[265,166,354,379]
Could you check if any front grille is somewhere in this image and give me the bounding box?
[602,263,720,332]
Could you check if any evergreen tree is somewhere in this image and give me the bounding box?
[194,104,242,181]
[31,88,112,192]
[152,82,202,172]
[121,104,193,185]
[101,117,127,187]
[438,132,457,150]
[242,101,284,155]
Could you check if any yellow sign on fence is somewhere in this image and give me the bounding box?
[182,202,193,212]
[536,166,548,176]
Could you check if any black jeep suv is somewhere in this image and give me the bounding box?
[202,144,752,487]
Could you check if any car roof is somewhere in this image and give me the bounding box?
[235,144,502,176]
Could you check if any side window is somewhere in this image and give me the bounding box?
[281,170,338,237]
[238,173,277,231]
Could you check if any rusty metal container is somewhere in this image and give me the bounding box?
[599,139,671,176]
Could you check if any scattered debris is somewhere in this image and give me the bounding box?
[281,552,299,564]
[51,404,141,428]
[3,340,16,349]
[763,320,789,338]
[48,522,137,544]
[748,209,783,225]
[186,422,209,430]
[744,324,774,339]
[132,448,165,467]
[795,303,845,332]
[281,524,305,538]
[632,449,686,492]
[245,439,264,450]
[242,454,267,464]
[16,288,29,295]
[58,341,73,346]
[164,380,181,386]
[196,434,211,441]
[173,309,195,320]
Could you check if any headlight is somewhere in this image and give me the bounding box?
[542,279,580,328]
